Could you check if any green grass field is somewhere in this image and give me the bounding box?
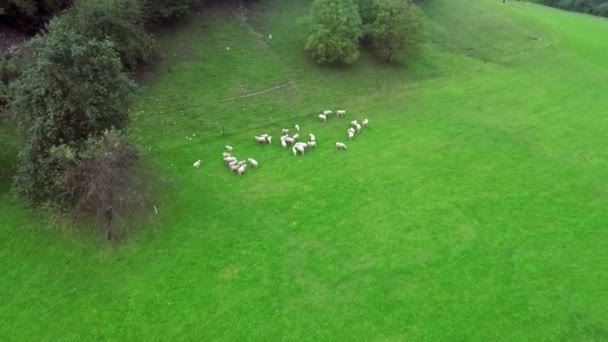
[2,0,608,339]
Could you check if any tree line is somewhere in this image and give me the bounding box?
[533,0,608,17]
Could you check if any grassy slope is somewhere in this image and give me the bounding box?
[1,0,608,339]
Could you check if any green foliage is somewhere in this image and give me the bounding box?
[305,0,363,64]
[11,29,136,204]
[535,0,608,17]
[140,0,197,26]
[51,0,156,70]
[0,0,71,32]
[368,0,425,62]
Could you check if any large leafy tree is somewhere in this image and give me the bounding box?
[0,0,72,32]
[52,0,155,70]
[368,0,425,63]
[305,0,363,65]
[11,30,136,204]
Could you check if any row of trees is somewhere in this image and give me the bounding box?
[2,0,201,239]
[534,0,608,17]
[0,0,198,33]
[305,0,426,64]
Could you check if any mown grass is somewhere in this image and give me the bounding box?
[1,0,608,339]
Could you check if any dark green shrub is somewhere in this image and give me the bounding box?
[140,0,198,26]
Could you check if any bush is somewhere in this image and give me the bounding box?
[140,0,198,26]
[52,129,145,240]
[368,0,425,63]
[51,0,156,70]
[0,54,25,113]
[11,29,136,204]
[305,0,363,65]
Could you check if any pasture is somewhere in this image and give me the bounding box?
[1,0,608,339]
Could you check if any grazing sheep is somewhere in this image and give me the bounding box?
[282,128,289,135]
[237,164,247,176]
[347,127,355,134]
[222,152,231,158]
[323,110,332,116]
[295,124,300,132]
[309,133,316,142]
[254,135,267,144]
[230,163,241,172]
[318,114,327,122]
[266,136,272,144]
[284,137,295,145]
[281,139,287,149]
[193,160,201,168]
[237,160,246,166]
[362,118,369,127]
[355,123,362,132]
[248,158,258,168]
[224,156,237,164]
[228,160,238,167]
[348,131,355,140]
[307,141,317,148]
[337,110,346,118]
[292,133,299,141]
[261,134,269,138]
[350,120,358,128]
[292,146,297,156]
[225,145,233,152]
[295,142,308,149]
[336,142,347,150]
[295,145,306,155]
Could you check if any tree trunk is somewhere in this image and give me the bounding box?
[386,50,393,63]
[104,206,114,241]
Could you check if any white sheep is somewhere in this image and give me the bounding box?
[237,164,247,176]
[318,114,327,123]
[248,158,258,168]
[284,137,295,145]
[261,134,269,138]
[292,146,297,156]
[224,156,237,164]
[292,133,299,141]
[295,145,306,155]
[193,160,201,168]
[337,110,346,118]
[230,163,241,172]
[309,133,316,142]
[295,142,308,149]
[254,135,267,144]
[307,141,317,148]
[323,110,332,116]
[348,131,355,140]
[281,139,287,149]
[355,123,362,132]
[225,145,234,152]
[336,142,347,150]
[295,124,300,132]
[237,160,246,166]
[266,136,272,144]
[222,152,231,158]
[362,118,369,127]
[347,127,355,134]
[350,120,358,128]
[228,160,238,167]
[282,128,289,135]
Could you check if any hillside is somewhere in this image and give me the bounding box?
[1,0,608,339]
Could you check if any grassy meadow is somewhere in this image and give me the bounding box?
[1,0,608,339]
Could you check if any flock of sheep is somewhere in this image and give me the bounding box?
[193,110,369,176]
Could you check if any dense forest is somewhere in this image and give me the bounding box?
[534,0,608,17]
